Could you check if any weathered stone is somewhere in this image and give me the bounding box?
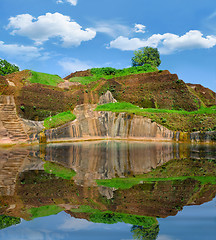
[98,91,117,105]
[45,104,174,142]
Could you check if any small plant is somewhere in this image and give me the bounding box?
[85,89,88,93]
[20,105,25,111]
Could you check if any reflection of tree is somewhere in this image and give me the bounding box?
[0,215,21,230]
[131,224,159,240]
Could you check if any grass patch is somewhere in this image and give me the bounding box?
[95,102,216,132]
[44,161,76,180]
[29,71,64,86]
[95,102,216,115]
[28,205,63,219]
[96,176,216,189]
[44,111,76,129]
[69,65,158,85]
[71,206,157,227]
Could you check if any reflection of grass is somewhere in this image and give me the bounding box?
[71,205,157,227]
[44,161,76,180]
[96,176,216,189]
[44,111,76,129]
[29,205,63,219]
[30,71,63,86]
[96,158,216,189]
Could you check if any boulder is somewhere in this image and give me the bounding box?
[98,90,117,105]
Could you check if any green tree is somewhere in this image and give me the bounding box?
[132,47,161,67]
[0,59,19,76]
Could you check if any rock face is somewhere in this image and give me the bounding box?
[0,96,28,144]
[98,90,117,105]
[45,104,174,142]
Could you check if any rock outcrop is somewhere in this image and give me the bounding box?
[45,104,174,142]
[98,90,117,105]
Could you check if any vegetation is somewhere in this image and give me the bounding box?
[0,59,19,76]
[29,71,64,86]
[44,111,76,129]
[95,102,216,132]
[132,47,161,67]
[28,205,63,219]
[44,161,76,180]
[71,206,157,227]
[69,65,158,85]
[96,158,216,189]
[0,215,21,230]
[131,224,159,240]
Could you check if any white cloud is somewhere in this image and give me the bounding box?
[7,12,96,47]
[56,0,78,6]
[108,30,216,54]
[91,21,131,38]
[0,41,43,60]
[134,24,146,33]
[58,58,92,73]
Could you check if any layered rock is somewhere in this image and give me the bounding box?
[45,104,174,142]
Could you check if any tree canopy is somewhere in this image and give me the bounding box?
[131,47,161,67]
[0,59,19,76]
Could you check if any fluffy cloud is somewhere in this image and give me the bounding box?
[58,58,92,74]
[108,30,216,54]
[56,0,78,6]
[91,21,131,38]
[0,41,43,60]
[134,24,146,33]
[7,12,96,47]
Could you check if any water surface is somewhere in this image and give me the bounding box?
[0,141,215,239]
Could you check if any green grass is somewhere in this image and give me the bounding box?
[29,71,64,86]
[71,206,157,227]
[28,205,63,219]
[44,111,76,129]
[69,65,158,85]
[44,161,76,180]
[96,176,216,190]
[95,102,216,115]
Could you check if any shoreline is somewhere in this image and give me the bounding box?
[1,136,216,148]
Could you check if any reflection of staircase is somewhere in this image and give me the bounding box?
[0,96,28,143]
[0,150,28,196]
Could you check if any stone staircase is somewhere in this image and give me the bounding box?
[0,95,28,143]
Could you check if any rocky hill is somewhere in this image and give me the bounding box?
[0,67,215,142]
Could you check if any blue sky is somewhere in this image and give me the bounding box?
[0,0,216,91]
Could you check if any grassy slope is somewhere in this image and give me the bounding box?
[44,111,76,129]
[96,158,216,189]
[28,205,63,219]
[69,65,158,85]
[71,205,157,227]
[95,102,216,132]
[30,71,64,86]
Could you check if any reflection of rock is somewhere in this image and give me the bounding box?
[98,186,115,199]
[98,90,117,105]
[44,141,176,186]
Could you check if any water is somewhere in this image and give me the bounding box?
[0,141,215,240]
